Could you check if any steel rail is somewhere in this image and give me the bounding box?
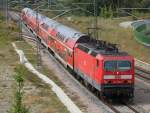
[122,101,140,113]
[135,66,150,81]
[100,99,121,113]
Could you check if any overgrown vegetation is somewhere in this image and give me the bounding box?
[9,69,29,113]
[13,64,70,113]
[61,0,150,17]
[100,6,113,19]
[0,11,71,113]
[15,41,86,112]
[4,0,150,18]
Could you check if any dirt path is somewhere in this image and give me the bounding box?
[0,41,17,113]
[0,64,15,113]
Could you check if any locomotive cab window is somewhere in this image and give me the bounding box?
[104,61,116,71]
[104,60,131,71]
[117,61,131,70]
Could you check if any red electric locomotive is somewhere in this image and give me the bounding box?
[21,8,135,98]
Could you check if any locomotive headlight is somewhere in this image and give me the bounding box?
[104,75,115,79]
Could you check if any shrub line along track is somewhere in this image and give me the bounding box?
[9,10,143,113]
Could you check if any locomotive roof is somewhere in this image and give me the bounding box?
[77,40,128,57]
[23,8,89,49]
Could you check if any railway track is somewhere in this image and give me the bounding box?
[122,102,140,113]
[97,97,140,113]
[135,66,150,81]
[9,11,146,113]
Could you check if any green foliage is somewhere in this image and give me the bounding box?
[9,68,29,113]
[101,5,113,19]
[132,10,140,20]
[100,7,104,17]
[108,6,113,19]
[61,0,150,16]
[103,6,107,18]
[14,69,24,89]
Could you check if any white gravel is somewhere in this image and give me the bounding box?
[119,21,134,28]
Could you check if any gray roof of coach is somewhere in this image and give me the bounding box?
[24,8,86,42]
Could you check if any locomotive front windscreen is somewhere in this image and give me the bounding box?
[104,60,131,71]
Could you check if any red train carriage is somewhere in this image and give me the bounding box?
[21,8,135,98]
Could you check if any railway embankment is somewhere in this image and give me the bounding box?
[12,42,83,113]
[0,12,71,113]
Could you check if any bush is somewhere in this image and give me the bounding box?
[9,68,29,113]
[100,6,113,19]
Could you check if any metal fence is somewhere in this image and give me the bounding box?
[0,0,7,21]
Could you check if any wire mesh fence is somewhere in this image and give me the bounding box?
[0,0,7,21]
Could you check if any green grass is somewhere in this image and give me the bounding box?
[15,41,38,66]
[0,11,20,113]
[0,12,71,113]
[15,65,69,113]
[13,29,72,113]
[0,12,19,65]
